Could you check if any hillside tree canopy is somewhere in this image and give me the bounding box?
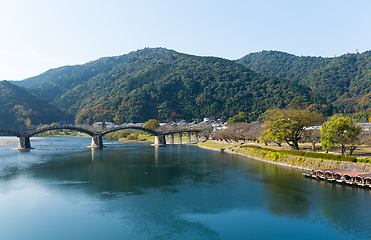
[6,48,335,127]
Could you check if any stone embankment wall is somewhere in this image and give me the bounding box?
[229,147,371,173]
[198,143,371,173]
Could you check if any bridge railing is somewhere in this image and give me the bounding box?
[162,129,201,136]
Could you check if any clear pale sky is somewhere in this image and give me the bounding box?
[1,0,370,80]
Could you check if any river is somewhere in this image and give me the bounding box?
[0,136,370,239]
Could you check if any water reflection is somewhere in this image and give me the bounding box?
[91,148,95,161]
[154,145,158,166]
[260,164,311,218]
[28,146,198,196]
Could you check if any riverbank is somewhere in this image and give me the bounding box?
[197,141,371,173]
[117,135,155,143]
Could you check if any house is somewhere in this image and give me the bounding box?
[92,122,116,128]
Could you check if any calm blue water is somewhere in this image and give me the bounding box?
[1,136,371,239]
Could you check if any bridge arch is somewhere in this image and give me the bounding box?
[101,126,159,136]
[28,126,96,137]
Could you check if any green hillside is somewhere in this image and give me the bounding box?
[11,55,130,103]
[15,48,333,123]
[0,81,72,130]
[236,50,371,113]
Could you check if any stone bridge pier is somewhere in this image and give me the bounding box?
[18,135,31,150]
[169,133,175,145]
[187,132,191,144]
[90,135,103,148]
[194,133,199,143]
[154,135,166,146]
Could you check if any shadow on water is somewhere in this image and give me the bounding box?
[241,158,371,239]
[39,147,192,196]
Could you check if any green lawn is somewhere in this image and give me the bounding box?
[197,141,234,150]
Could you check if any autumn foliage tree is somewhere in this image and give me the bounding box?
[144,119,160,130]
[262,108,324,150]
[24,118,32,127]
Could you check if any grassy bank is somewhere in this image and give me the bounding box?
[198,141,371,172]
[104,130,155,143]
[197,141,237,150]
[118,135,155,143]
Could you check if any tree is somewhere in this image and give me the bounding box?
[215,128,238,142]
[347,127,363,155]
[144,119,160,130]
[321,116,362,155]
[228,112,248,124]
[24,118,32,127]
[211,122,263,143]
[301,128,321,151]
[259,135,272,146]
[262,108,324,150]
[199,126,213,142]
[113,115,120,124]
[244,123,263,142]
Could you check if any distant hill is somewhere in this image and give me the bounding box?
[236,50,371,113]
[13,48,333,123]
[11,55,129,103]
[0,81,72,130]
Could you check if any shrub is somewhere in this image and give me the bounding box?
[240,145,303,156]
[357,159,371,163]
[126,134,137,140]
[240,145,262,150]
[278,150,305,156]
[266,152,285,161]
[340,156,357,162]
[104,132,114,139]
[104,130,131,140]
[303,152,341,160]
[117,130,130,138]
[267,148,278,152]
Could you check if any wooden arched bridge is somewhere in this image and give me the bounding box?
[0,125,200,150]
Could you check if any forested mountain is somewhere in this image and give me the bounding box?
[11,55,129,103]
[0,81,72,130]
[13,48,333,124]
[236,50,371,113]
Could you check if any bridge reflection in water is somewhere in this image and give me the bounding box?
[0,125,200,150]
